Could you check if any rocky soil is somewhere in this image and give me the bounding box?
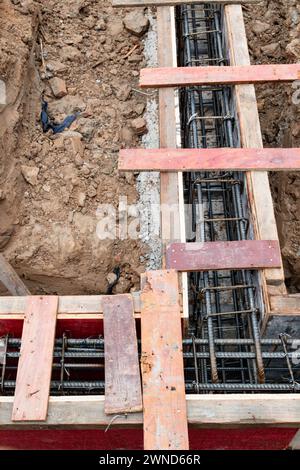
[0,0,153,294]
[1,0,300,295]
[245,0,300,291]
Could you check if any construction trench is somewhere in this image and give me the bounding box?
[1,0,300,451]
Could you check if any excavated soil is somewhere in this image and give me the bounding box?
[245,0,300,291]
[0,0,153,294]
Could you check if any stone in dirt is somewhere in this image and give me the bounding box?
[106,272,118,285]
[120,126,134,145]
[77,118,97,141]
[21,165,39,186]
[65,34,83,46]
[48,95,86,117]
[251,20,270,35]
[128,54,142,64]
[108,19,124,37]
[46,61,67,73]
[60,45,81,61]
[0,227,13,250]
[261,42,280,58]
[123,10,149,37]
[87,186,97,198]
[131,117,147,135]
[114,276,132,294]
[64,134,84,158]
[49,77,67,98]
[78,191,86,207]
[60,0,86,18]
[286,39,300,59]
[113,83,131,102]
[134,103,145,116]
[94,18,106,31]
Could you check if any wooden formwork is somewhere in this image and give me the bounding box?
[0,0,300,452]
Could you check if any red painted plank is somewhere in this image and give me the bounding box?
[0,428,296,451]
[103,294,142,414]
[140,64,300,88]
[166,241,281,272]
[141,270,189,450]
[12,296,58,421]
[119,147,300,172]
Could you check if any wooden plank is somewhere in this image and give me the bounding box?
[0,254,30,296]
[103,294,142,414]
[225,4,286,291]
[187,394,300,427]
[140,64,300,88]
[157,7,189,324]
[2,394,300,429]
[119,147,300,172]
[166,240,281,272]
[141,270,188,450]
[113,0,260,7]
[12,296,58,421]
[270,295,300,315]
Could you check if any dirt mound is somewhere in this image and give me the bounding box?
[245,0,300,291]
[0,0,151,294]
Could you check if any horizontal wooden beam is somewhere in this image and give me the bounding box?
[113,0,260,7]
[0,293,184,320]
[270,295,300,315]
[1,394,300,429]
[166,240,282,272]
[119,147,300,172]
[140,64,300,88]
[0,294,141,315]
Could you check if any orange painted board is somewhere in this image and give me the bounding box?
[141,270,189,450]
[119,147,300,172]
[140,64,300,88]
[12,296,58,421]
[166,241,281,272]
[103,294,142,414]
